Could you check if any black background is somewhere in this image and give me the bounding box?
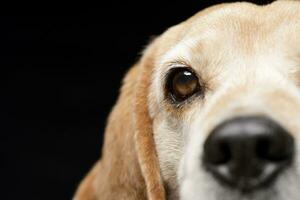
[2,1,271,199]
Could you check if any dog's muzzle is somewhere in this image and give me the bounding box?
[202,116,294,193]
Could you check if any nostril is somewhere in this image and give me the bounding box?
[202,116,295,192]
[256,132,294,163]
[204,141,231,165]
[257,137,278,161]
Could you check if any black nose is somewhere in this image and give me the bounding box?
[203,116,294,192]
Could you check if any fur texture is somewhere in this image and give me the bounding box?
[74,1,300,199]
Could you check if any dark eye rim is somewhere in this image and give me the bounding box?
[165,66,205,104]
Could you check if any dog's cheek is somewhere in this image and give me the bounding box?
[153,115,185,198]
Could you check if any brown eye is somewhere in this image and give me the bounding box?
[166,68,202,102]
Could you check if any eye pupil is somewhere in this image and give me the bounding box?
[167,68,201,102]
[173,71,197,96]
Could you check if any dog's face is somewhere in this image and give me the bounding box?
[147,1,300,200]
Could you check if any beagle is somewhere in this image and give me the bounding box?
[74,1,300,199]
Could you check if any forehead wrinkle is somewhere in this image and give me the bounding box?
[156,2,300,73]
[184,20,300,85]
[185,3,300,57]
[153,0,300,114]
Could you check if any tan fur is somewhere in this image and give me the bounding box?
[74,39,166,199]
[75,65,149,200]
[74,1,300,200]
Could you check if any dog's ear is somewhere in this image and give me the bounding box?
[74,38,165,200]
[133,43,166,200]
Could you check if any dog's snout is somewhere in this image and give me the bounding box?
[203,116,294,192]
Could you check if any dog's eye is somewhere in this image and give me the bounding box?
[166,68,201,102]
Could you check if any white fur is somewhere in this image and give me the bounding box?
[150,1,300,200]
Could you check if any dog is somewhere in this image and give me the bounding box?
[74,1,300,199]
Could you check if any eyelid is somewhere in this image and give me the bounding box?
[165,60,191,69]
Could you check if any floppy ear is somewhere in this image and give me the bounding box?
[133,47,166,200]
[74,40,166,200]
